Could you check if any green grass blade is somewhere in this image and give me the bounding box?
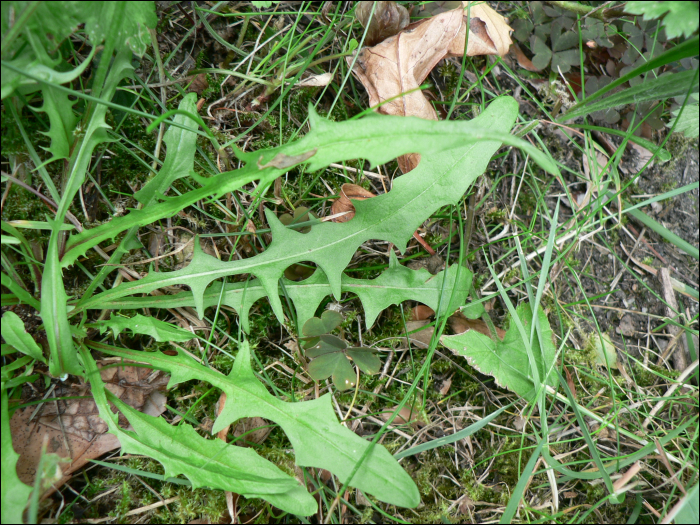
[560,36,699,120]
[615,192,700,260]
[394,403,513,459]
[561,68,699,121]
[500,437,546,524]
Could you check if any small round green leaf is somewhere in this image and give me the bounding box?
[308,352,357,391]
[305,334,347,358]
[346,348,381,375]
[302,310,344,337]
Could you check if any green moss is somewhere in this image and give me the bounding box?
[410,500,458,523]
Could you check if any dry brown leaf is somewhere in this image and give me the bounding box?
[257,148,318,170]
[232,417,273,446]
[294,72,333,88]
[626,141,655,173]
[407,253,445,275]
[355,1,410,46]
[451,1,513,57]
[379,404,427,430]
[348,3,512,173]
[437,372,454,396]
[188,72,209,95]
[411,304,435,321]
[448,311,505,340]
[10,363,168,497]
[350,9,463,120]
[403,319,434,349]
[330,183,376,222]
[509,42,541,72]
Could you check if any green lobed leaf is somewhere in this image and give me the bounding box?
[667,103,699,137]
[1,389,32,523]
[61,100,558,269]
[81,2,157,56]
[88,341,421,508]
[1,311,45,363]
[79,346,315,515]
[79,98,524,323]
[41,48,135,377]
[34,84,79,163]
[441,303,558,402]
[90,314,196,342]
[1,45,96,100]
[81,253,473,333]
[134,93,199,204]
[625,1,699,40]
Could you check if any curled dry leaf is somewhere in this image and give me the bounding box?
[355,1,410,46]
[294,72,333,88]
[10,363,168,497]
[348,2,513,173]
[330,183,376,222]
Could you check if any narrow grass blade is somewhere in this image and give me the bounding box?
[615,192,700,260]
[561,69,699,121]
[500,438,546,524]
[394,403,512,459]
[559,37,699,121]
[568,123,671,163]
[556,370,617,499]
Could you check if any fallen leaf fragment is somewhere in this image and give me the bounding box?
[437,372,454,395]
[454,1,513,56]
[294,72,333,88]
[355,1,410,46]
[348,2,513,173]
[411,304,435,321]
[448,311,505,340]
[616,314,636,337]
[509,42,541,72]
[232,417,273,446]
[350,9,463,121]
[379,404,428,430]
[188,72,209,95]
[330,183,376,222]
[257,148,318,170]
[403,320,434,349]
[10,362,168,497]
